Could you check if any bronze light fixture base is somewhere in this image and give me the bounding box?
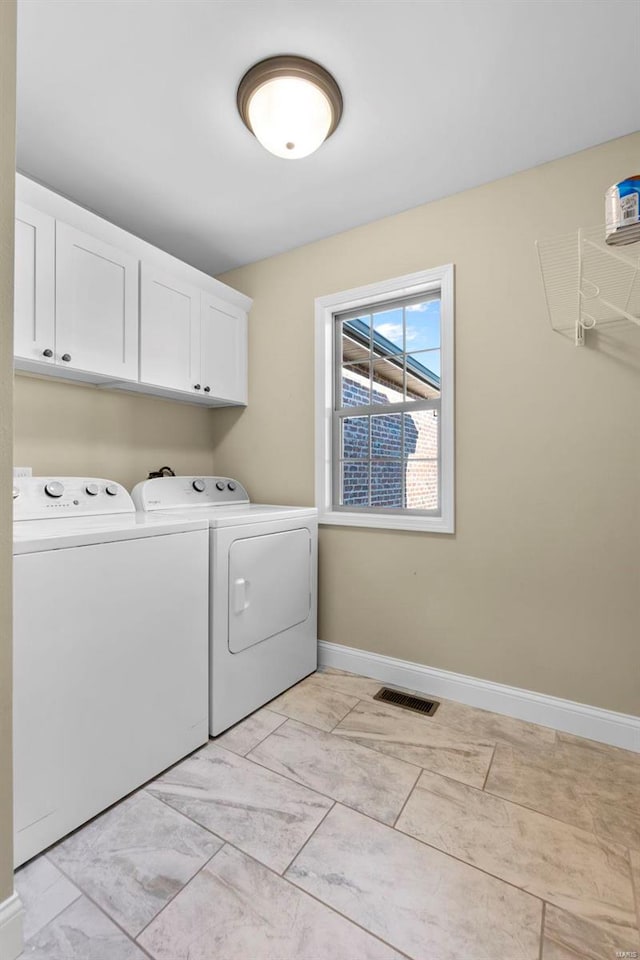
[237,55,343,153]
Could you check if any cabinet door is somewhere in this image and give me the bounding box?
[55,222,139,380]
[201,294,248,403]
[140,265,201,393]
[14,203,55,364]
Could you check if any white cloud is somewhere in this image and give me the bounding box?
[375,322,403,342]
[406,300,439,313]
[376,321,423,344]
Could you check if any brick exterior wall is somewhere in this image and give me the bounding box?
[342,370,438,509]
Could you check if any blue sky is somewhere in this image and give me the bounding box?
[371,299,440,353]
[410,348,440,377]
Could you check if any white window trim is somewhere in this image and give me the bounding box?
[315,266,455,534]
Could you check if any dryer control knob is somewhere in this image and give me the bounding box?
[192,479,206,492]
[86,483,99,496]
[105,484,119,496]
[215,481,225,492]
[227,482,236,491]
[45,481,64,498]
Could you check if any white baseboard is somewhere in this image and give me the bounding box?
[318,641,640,753]
[0,892,24,960]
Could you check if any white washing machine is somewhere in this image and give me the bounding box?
[132,476,318,735]
[13,477,210,866]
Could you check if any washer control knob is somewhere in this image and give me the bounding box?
[215,481,225,491]
[86,483,99,496]
[192,479,206,493]
[105,484,119,496]
[12,486,19,500]
[227,482,236,491]
[45,481,64,498]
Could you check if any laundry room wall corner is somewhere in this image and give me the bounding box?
[0,0,19,935]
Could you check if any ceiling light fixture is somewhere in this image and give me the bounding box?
[237,55,343,160]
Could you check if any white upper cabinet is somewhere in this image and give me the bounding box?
[200,295,248,404]
[139,265,201,393]
[55,223,139,380]
[14,203,55,364]
[140,272,248,403]
[14,176,251,405]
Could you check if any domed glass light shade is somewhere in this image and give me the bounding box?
[237,56,343,160]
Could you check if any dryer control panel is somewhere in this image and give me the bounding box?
[132,476,250,512]
[13,478,135,521]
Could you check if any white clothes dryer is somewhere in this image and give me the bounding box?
[13,477,210,865]
[132,476,318,735]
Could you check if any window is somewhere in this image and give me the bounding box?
[315,266,454,532]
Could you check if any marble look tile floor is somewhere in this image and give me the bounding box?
[15,668,640,960]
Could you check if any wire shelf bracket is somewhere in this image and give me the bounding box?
[536,226,640,346]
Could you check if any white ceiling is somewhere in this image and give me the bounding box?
[16,0,640,275]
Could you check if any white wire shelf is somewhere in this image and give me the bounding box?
[536,225,640,346]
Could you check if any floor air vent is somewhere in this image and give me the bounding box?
[373,687,440,716]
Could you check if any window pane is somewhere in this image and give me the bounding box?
[405,350,440,400]
[326,274,451,526]
[372,357,404,405]
[372,306,403,354]
[371,413,402,459]
[371,460,404,508]
[340,361,370,407]
[341,460,369,506]
[341,317,371,363]
[404,460,439,511]
[341,417,369,459]
[405,299,441,351]
[403,410,439,461]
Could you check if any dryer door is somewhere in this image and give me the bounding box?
[228,528,311,653]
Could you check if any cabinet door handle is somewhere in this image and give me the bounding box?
[42,349,53,358]
[194,383,201,390]
[204,386,210,393]
[61,353,71,362]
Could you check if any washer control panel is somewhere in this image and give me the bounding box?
[13,478,135,521]
[132,476,249,511]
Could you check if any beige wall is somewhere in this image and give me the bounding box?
[14,376,216,491]
[215,132,640,716]
[0,0,16,902]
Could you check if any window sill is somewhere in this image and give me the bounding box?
[318,510,454,534]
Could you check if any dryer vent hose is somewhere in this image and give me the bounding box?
[147,466,176,479]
